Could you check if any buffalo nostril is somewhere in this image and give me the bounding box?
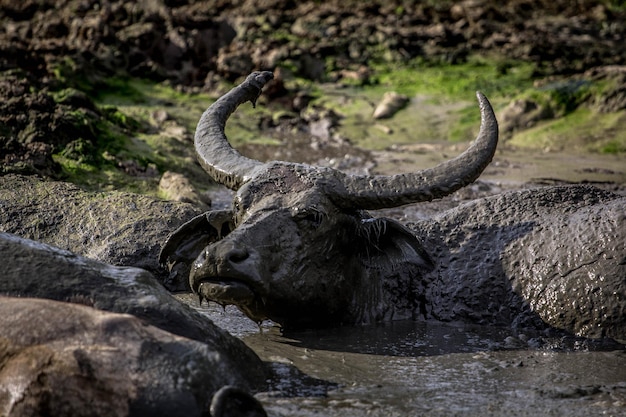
[225,247,250,264]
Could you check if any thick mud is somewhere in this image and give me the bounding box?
[176,296,626,417]
[175,141,625,415]
[180,148,625,416]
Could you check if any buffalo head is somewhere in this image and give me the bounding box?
[160,71,498,329]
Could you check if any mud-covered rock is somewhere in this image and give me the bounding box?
[585,65,626,113]
[0,74,98,176]
[0,174,201,281]
[0,232,267,390]
[159,170,212,210]
[0,296,266,417]
[372,91,409,120]
[498,98,554,137]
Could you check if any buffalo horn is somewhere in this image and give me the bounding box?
[194,71,273,190]
[332,91,498,209]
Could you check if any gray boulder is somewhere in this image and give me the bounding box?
[0,233,267,405]
[0,296,267,417]
[0,174,201,283]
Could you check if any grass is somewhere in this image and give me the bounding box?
[48,52,624,194]
[509,108,626,153]
[369,56,537,99]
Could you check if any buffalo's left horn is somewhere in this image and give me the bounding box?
[331,91,498,209]
[194,71,273,190]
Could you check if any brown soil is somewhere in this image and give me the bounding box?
[1,0,624,181]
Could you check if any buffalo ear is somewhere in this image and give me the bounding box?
[358,217,434,272]
[159,210,234,292]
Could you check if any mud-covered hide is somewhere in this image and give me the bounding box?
[413,185,626,341]
[164,183,625,340]
[161,162,435,329]
[0,296,267,417]
[0,174,201,286]
[0,232,267,393]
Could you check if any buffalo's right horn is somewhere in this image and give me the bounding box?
[331,91,498,210]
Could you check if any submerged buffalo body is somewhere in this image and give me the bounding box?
[160,71,625,339]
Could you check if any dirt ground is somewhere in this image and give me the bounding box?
[1,0,624,183]
[1,3,625,416]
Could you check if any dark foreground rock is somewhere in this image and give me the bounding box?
[0,296,266,417]
[0,174,201,284]
[0,232,266,384]
[0,232,268,415]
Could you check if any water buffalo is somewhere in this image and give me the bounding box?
[160,71,625,340]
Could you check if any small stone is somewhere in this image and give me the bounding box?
[151,109,170,125]
[372,92,409,119]
[159,171,211,210]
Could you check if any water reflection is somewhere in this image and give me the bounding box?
[176,292,623,356]
[279,319,623,356]
[280,320,521,356]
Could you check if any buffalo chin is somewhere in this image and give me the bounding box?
[197,280,268,323]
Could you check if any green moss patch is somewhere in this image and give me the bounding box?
[46,56,626,195]
[509,109,626,154]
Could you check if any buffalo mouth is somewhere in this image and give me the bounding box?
[195,278,268,323]
[197,278,255,306]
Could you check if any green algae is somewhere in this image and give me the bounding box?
[367,56,537,98]
[49,53,625,195]
[509,108,626,153]
[62,75,275,194]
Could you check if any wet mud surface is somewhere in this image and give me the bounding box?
[177,295,626,416]
[3,1,624,414]
[178,103,626,415]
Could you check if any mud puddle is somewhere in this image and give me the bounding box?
[176,123,625,416]
[176,295,626,417]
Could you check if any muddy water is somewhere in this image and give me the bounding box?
[176,295,626,416]
[184,129,626,415]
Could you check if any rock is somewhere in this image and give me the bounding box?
[216,44,255,80]
[373,123,393,134]
[159,171,211,210]
[0,74,101,177]
[297,53,326,81]
[372,92,409,119]
[0,296,267,417]
[0,174,201,283]
[151,109,171,125]
[498,98,554,137]
[337,66,372,84]
[585,66,626,113]
[0,232,267,389]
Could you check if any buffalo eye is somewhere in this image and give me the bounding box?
[293,207,325,229]
[232,196,248,224]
